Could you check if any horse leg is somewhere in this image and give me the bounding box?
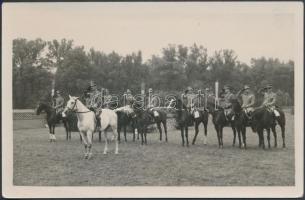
[79,131,88,159]
[103,131,108,154]
[144,126,148,145]
[163,121,168,142]
[63,121,68,141]
[117,125,121,143]
[112,127,119,154]
[140,128,144,145]
[124,126,127,142]
[215,125,220,148]
[220,126,223,148]
[267,128,271,149]
[203,122,208,145]
[52,125,56,142]
[87,130,93,159]
[48,124,53,142]
[261,129,265,149]
[232,126,237,147]
[157,122,162,141]
[185,126,189,147]
[271,125,277,148]
[192,121,199,145]
[280,124,286,148]
[237,127,242,148]
[242,126,247,149]
[180,127,185,146]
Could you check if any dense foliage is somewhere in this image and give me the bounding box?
[13,38,294,108]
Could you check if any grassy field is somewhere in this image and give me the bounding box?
[13,112,295,186]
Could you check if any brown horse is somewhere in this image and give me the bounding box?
[36,101,72,141]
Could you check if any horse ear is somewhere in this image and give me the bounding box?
[69,95,72,99]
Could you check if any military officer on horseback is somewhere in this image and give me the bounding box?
[182,86,197,113]
[53,90,65,118]
[86,81,103,129]
[260,83,280,117]
[221,85,236,121]
[236,85,256,118]
[103,88,112,108]
[146,88,161,119]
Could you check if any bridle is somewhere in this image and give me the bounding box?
[67,98,92,114]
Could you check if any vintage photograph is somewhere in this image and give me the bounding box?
[2,2,303,198]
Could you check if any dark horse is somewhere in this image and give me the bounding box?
[207,97,239,148]
[134,108,153,145]
[231,100,252,149]
[146,108,168,142]
[172,97,193,147]
[251,107,286,149]
[116,111,138,143]
[36,101,72,141]
[190,96,209,145]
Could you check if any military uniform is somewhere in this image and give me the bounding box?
[260,84,280,117]
[86,82,103,130]
[237,85,255,115]
[87,89,103,111]
[53,91,65,115]
[182,87,197,112]
[103,94,112,108]
[221,86,236,120]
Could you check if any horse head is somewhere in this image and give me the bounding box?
[64,95,80,112]
[36,101,51,115]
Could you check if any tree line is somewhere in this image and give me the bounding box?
[13,38,294,109]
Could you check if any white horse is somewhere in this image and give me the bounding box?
[63,95,119,159]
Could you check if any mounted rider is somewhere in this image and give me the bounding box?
[86,81,103,129]
[220,85,236,121]
[260,83,280,117]
[236,85,256,118]
[182,86,197,113]
[103,88,112,109]
[53,90,65,118]
[147,88,161,117]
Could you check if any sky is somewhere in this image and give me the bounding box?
[3,2,299,65]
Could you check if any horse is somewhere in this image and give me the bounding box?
[146,108,168,142]
[116,111,138,142]
[133,108,153,145]
[206,97,238,148]
[190,95,209,145]
[63,95,119,159]
[231,100,251,149]
[171,97,193,147]
[251,107,286,149]
[36,101,72,142]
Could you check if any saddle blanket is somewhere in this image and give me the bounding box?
[194,111,200,118]
[153,110,159,117]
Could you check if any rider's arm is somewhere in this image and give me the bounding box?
[266,93,276,106]
[247,94,255,107]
